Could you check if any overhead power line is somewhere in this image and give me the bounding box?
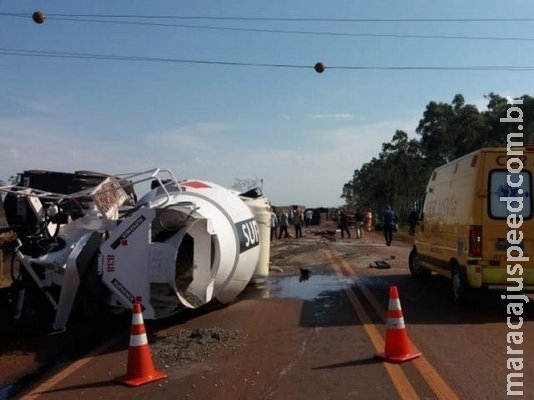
[3,12,534,23]
[2,47,534,72]
[20,17,534,43]
[4,12,534,43]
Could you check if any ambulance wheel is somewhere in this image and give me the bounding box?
[409,248,431,278]
[451,264,470,305]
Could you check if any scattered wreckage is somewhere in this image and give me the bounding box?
[0,168,271,332]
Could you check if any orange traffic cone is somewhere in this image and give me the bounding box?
[375,286,421,363]
[117,298,167,387]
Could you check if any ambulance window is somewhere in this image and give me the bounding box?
[489,170,532,219]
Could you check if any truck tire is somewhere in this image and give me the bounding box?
[409,247,431,278]
[451,263,470,305]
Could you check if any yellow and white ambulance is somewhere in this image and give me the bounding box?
[409,146,534,303]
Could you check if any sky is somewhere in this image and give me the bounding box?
[1,1,534,207]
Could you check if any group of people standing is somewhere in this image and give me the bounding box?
[337,208,366,239]
[270,204,404,247]
[270,207,308,240]
[338,205,401,246]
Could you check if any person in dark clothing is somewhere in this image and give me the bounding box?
[277,210,289,239]
[338,208,351,239]
[407,209,419,236]
[294,208,303,238]
[381,205,398,246]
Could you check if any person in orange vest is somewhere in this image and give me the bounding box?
[365,208,373,232]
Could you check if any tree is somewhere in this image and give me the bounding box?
[341,130,431,223]
[484,92,512,146]
[341,179,357,206]
[416,100,456,165]
[416,94,490,165]
[485,93,534,145]
[450,95,487,156]
[342,92,534,225]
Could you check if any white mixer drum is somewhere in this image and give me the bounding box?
[169,179,262,306]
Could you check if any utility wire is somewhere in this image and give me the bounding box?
[27,17,534,42]
[0,47,306,68]
[2,12,534,22]
[2,47,534,71]
[5,12,534,42]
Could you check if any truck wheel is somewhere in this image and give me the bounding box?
[451,264,470,305]
[409,248,431,278]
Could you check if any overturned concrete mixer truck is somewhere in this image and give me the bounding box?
[0,168,271,332]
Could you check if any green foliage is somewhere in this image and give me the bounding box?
[341,92,534,222]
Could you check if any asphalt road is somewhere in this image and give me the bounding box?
[3,225,534,399]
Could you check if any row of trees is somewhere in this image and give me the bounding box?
[340,93,534,221]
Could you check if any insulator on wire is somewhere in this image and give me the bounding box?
[314,62,325,73]
[32,11,46,24]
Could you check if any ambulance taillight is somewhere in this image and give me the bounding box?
[469,225,482,257]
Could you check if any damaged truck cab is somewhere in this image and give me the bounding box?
[1,169,271,332]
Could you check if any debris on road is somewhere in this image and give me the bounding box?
[311,229,337,241]
[369,260,391,269]
[152,327,245,365]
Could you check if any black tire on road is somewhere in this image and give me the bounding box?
[408,247,431,278]
[451,263,471,305]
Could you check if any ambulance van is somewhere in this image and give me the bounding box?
[408,146,534,303]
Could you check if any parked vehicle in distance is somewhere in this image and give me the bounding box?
[409,146,534,303]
